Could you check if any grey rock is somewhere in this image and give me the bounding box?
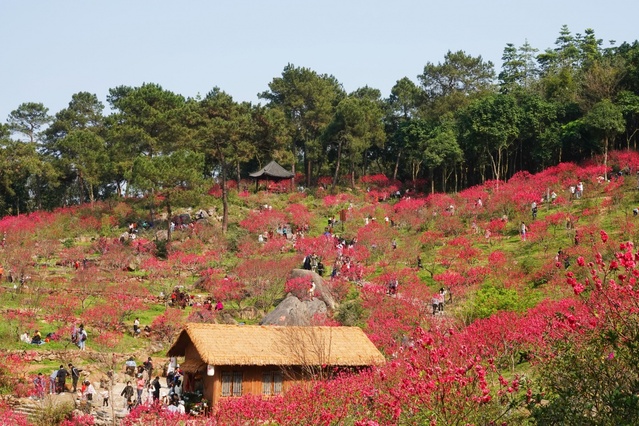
[260,294,328,326]
[289,269,338,310]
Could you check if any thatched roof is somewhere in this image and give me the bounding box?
[249,161,294,179]
[167,323,385,367]
[179,358,206,374]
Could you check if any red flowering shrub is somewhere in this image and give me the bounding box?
[150,308,185,343]
[285,276,316,300]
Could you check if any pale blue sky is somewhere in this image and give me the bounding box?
[1,0,638,122]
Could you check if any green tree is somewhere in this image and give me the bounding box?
[584,99,625,180]
[385,77,422,180]
[617,90,639,149]
[107,83,188,158]
[324,91,385,187]
[260,64,344,186]
[517,93,561,170]
[418,50,496,118]
[6,102,51,144]
[45,92,107,205]
[459,93,521,183]
[499,40,539,93]
[131,150,205,241]
[192,88,253,232]
[398,118,462,193]
[0,125,57,214]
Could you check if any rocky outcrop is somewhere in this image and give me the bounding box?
[289,269,338,310]
[260,269,338,326]
[260,294,328,326]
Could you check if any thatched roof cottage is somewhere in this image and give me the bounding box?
[166,323,385,406]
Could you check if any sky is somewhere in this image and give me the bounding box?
[1,0,638,122]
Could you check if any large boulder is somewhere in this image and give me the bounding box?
[260,294,328,326]
[289,269,338,310]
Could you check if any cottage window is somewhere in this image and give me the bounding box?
[262,370,283,396]
[221,371,243,397]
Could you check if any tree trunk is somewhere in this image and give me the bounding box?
[603,136,609,181]
[350,163,355,188]
[222,163,229,233]
[430,169,435,194]
[393,149,402,181]
[236,161,241,191]
[166,200,172,242]
[89,183,95,208]
[332,139,343,188]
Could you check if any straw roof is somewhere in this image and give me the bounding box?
[167,323,385,367]
[249,161,295,179]
[179,358,206,374]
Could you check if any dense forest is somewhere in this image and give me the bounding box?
[3,26,639,217]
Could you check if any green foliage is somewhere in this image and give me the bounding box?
[34,401,75,426]
[336,287,365,326]
[463,283,539,321]
[532,330,639,425]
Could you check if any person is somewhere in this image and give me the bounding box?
[49,369,58,395]
[152,376,161,403]
[317,261,325,276]
[215,300,223,311]
[71,324,78,346]
[121,381,135,411]
[476,197,483,208]
[136,374,145,405]
[125,357,137,376]
[634,208,639,217]
[432,293,441,315]
[133,318,140,337]
[308,281,316,299]
[531,201,538,220]
[83,380,96,410]
[69,363,81,393]
[388,279,398,296]
[31,330,43,345]
[520,222,527,241]
[438,288,446,313]
[56,364,69,393]
[576,181,584,198]
[144,357,154,380]
[33,373,45,400]
[417,256,423,269]
[20,331,30,344]
[101,389,109,407]
[77,324,87,350]
[177,400,186,415]
[166,401,179,414]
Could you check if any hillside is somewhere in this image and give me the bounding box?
[2,151,639,425]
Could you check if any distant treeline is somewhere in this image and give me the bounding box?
[2,25,639,216]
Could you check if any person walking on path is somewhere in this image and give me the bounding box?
[152,376,161,403]
[520,222,527,241]
[77,325,87,351]
[121,381,134,411]
[33,373,45,400]
[136,374,145,406]
[82,380,96,411]
[69,363,81,393]
[49,369,57,395]
[56,365,69,393]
